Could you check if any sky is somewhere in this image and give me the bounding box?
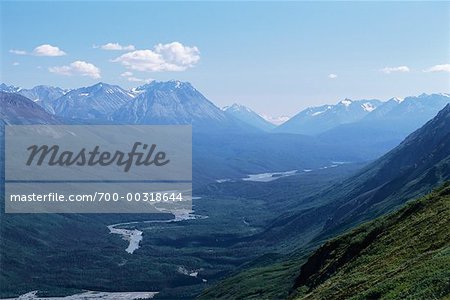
[1,1,449,116]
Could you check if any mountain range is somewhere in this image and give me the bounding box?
[277,94,450,136]
[222,103,275,131]
[1,81,449,138]
[1,82,360,183]
[113,80,252,132]
[275,99,382,135]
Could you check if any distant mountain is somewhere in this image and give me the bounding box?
[318,93,450,160]
[362,93,450,132]
[17,85,67,114]
[292,183,450,300]
[0,92,60,125]
[223,103,275,131]
[52,82,132,120]
[113,80,256,132]
[275,99,382,135]
[0,83,67,114]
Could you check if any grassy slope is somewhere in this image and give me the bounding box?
[199,183,450,300]
[292,182,450,300]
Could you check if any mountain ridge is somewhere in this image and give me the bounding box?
[113,80,258,133]
[52,82,132,120]
[222,103,276,131]
[275,98,383,135]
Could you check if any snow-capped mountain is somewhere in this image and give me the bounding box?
[275,99,383,135]
[363,93,450,126]
[222,103,275,131]
[0,83,22,94]
[52,82,132,120]
[113,80,256,132]
[317,93,450,156]
[0,84,68,114]
[0,91,60,125]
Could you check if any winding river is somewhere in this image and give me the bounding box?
[108,206,207,254]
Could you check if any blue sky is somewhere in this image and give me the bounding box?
[1,1,449,116]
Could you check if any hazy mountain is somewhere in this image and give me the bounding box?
[113,80,256,132]
[0,83,68,114]
[318,93,450,163]
[52,82,132,120]
[275,99,382,135]
[17,85,67,114]
[362,93,450,132]
[292,183,450,300]
[0,92,60,125]
[223,103,275,131]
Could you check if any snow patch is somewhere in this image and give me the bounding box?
[340,99,352,107]
[361,102,376,112]
[392,97,404,103]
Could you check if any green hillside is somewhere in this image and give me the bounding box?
[292,182,450,300]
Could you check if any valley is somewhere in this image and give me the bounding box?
[0,161,362,299]
[0,83,449,299]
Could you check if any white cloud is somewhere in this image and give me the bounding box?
[380,66,410,74]
[10,45,66,56]
[328,73,338,79]
[112,41,200,72]
[121,71,133,77]
[120,71,152,83]
[49,61,101,79]
[127,76,154,83]
[12,62,20,66]
[97,43,136,51]
[423,64,450,73]
[33,44,66,56]
[10,49,27,55]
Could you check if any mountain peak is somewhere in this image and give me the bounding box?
[339,98,353,106]
[52,82,131,120]
[222,103,275,131]
[136,80,194,92]
[223,103,252,113]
